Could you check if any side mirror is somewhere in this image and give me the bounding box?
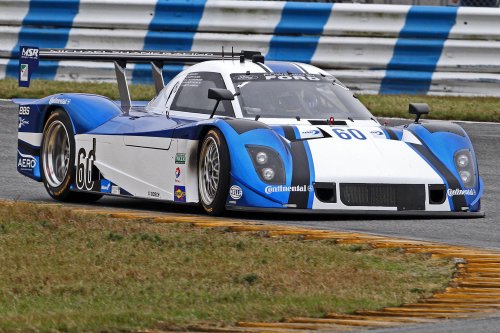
[409,103,429,123]
[208,88,234,119]
[208,88,234,102]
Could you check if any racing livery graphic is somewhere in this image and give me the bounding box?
[15,48,483,216]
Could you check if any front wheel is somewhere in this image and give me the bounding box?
[198,129,230,215]
[40,109,102,202]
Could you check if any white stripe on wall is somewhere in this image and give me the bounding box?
[198,0,285,34]
[72,0,157,30]
[324,4,409,37]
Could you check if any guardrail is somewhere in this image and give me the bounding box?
[0,0,499,96]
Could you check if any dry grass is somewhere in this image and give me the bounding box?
[1,78,499,122]
[0,202,453,332]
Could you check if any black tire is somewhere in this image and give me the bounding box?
[198,129,230,216]
[40,109,102,203]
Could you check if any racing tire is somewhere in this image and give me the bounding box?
[40,109,102,203]
[198,129,230,216]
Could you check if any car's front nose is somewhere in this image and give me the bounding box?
[227,123,482,215]
[306,135,451,212]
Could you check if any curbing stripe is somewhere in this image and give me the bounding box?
[4,200,500,333]
[325,313,437,323]
[285,317,401,327]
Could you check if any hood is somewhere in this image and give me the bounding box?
[270,123,443,186]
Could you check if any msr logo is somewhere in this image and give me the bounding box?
[21,48,39,58]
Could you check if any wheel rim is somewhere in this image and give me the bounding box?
[42,120,70,188]
[199,137,220,205]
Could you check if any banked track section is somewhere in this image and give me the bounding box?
[9,200,500,333]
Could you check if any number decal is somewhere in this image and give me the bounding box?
[347,129,367,140]
[332,128,367,140]
[332,129,351,140]
[76,138,99,191]
[76,149,86,189]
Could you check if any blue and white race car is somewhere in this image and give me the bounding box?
[16,48,483,216]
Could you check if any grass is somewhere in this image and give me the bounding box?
[358,94,500,123]
[1,78,499,122]
[0,202,453,332]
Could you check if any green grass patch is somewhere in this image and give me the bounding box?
[0,78,155,102]
[1,78,499,122]
[0,202,453,332]
[358,94,500,123]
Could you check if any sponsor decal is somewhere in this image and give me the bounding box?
[370,130,384,136]
[175,167,181,179]
[19,106,30,115]
[148,190,160,198]
[447,188,476,196]
[174,185,186,202]
[264,74,320,81]
[100,179,112,193]
[19,46,39,88]
[17,150,37,170]
[265,185,313,195]
[111,186,120,195]
[49,97,71,105]
[229,185,243,200]
[76,138,100,191]
[235,74,258,81]
[175,153,186,164]
[18,117,29,129]
[301,129,320,135]
[20,64,29,82]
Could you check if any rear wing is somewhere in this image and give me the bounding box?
[18,46,262,110]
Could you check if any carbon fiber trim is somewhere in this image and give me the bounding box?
[227,205,484,218]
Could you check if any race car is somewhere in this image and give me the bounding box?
[16,47,483,216]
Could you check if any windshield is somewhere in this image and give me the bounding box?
[231,73,373,120]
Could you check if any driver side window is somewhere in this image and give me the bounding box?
[170,72,234,116]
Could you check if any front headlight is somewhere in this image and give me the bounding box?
[255,152,268,165]
[246,145,285,185]
[454,149,476,188]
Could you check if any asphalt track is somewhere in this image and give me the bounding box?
[1,99,499,332]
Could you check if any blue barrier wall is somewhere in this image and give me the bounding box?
[1,1,499,96]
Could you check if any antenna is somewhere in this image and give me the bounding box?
[222,46,224,60]
[231,47,234,61]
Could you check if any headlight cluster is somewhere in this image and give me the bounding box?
[454,149,476,188]
[246,145,285,184]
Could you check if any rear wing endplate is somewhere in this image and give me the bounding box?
[18,46,262,110]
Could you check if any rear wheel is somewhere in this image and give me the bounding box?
[198,129,230,215]
[41,109,102,202]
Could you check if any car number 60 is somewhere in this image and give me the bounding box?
[332,128,367,140]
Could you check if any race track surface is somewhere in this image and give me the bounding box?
[3,100,498,249]
[2,99,500,332]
